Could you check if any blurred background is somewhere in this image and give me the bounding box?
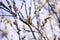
[0,0,60,40]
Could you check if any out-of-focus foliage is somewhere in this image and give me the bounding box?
[0,0,60,40]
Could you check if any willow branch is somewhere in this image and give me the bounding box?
[18,17,36,40]
[0,7,10,13]
[25,4,28,18]
[19,11,24,18]
[29,7,31,16]
[0,2,10,10]
[46,0,60,27]
[14,18,21,40]
[0,15,13,17]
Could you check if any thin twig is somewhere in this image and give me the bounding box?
[0,7,10,13]
[23,0,28,18]
[18,16,36,40]
[29,0,32,16]
[14,17,21,40]
[25,4,28,18]
[19,11,24,18]
[0,6,17,17]
[0,2,10,10]
[23,28,39,33]
[0,15,13,17]
[32,15,36,20]
[29,7,31,16]
[46,0,60,27]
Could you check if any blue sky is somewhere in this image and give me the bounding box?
[0,0,60,40]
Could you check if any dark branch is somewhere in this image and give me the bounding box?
[0,2,10,10]
[18,16,36,40]
[0,7,10,13]
[19,11,24,18]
